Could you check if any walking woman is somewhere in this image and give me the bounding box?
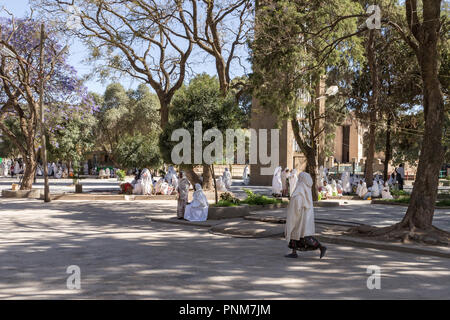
[285,172,327,259]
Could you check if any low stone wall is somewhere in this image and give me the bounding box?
[208,205,250,220]
[49,193,177,201]
[2,189,43,199]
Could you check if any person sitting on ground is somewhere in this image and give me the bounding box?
[272,166,283,197]
[177,172,190,219]
[141,168,153,195]
[216,176,227,192]
[371,180,380,198]
[357,180,371,200]
[285,172,327,259]
[184,183,209,222]
[381,181,394,199]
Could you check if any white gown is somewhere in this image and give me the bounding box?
[242,166,250,185]
[381,182,393,199]
[288,169,298,197]
[223,169,232,189]
[285,172,315,243]
[371,181,380,197]
[216,177,227,192]
[272,166,282,195]
[184,184,209,222]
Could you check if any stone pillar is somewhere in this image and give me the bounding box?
[249,98,293,185]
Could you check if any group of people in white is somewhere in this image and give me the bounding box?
[272,165,397,201]
[272,166,300,197]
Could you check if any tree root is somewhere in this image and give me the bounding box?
[347,223,449,246]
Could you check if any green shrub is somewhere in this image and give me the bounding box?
[220,192,240,205]
[391,189,409,197]
[241,189,282,206]
[437,199,450,207]
[116,169,126,181]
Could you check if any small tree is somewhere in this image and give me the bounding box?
[160,74,244,190]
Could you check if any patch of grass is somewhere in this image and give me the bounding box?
[241,189,283,206]
[391,189,409,197]
[437,199,450,207]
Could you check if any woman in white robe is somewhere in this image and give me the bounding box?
[184,183,209,222]
[223,168,232,189]
[54,166,63,179]
[51,163,57,177]
[272,166,282,196]
[330,180,338,196]
[371,181,380,198]
[14,161,21,176]
[341,172,352,194]
[381,182,394,199]
[281,168,289,196]
[141,168,153,195]
[242,165,250,185]
[288,169,298,197]
[216,176,227,192]
[285,172,327,259]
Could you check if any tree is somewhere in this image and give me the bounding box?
[160,74,244,190]
[35,0,193,127]
[0,17,95,189]
[251,0,364,200]
[94,83,162,170]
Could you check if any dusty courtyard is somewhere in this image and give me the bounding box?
[0,198,448,299]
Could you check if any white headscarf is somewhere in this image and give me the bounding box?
[290,172,313,209]
[192,183,208,208]
[288,169,298,196]
[141,168,153,195]
[272,166,282,194]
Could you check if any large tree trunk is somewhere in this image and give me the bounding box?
[21,152,37,190]
[364,30,379,188]
[184,166,202,187]
[305,150,319,201]
[202,163,214,190]
[402,0,444,229]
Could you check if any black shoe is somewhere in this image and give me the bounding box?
[285,253,298,258]
[319,246,327,259]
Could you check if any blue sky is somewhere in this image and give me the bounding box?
[0,0,251,94]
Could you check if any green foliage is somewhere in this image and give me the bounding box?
[116,169,126,181]
[240,189,283,206]
[437,199,450,207]
[160,74,244,165]
[94,83,162,169]
[391,189,410,198]
[48,113,97,165]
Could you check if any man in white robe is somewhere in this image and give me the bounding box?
[272,166,282,196]
[177,172,190,219]
[184,183,209,222]
[285,172,327,259]
[223,167,232,189]
[288,169,298,197]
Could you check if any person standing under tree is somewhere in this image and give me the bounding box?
[177,171,190,219]
[285,172,327,259]
[396,164,405,190]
